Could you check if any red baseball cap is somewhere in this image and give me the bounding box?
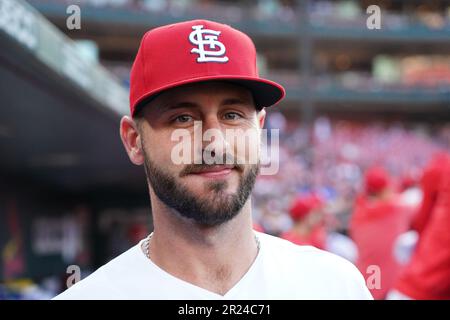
[289,194,323,221]
[364,166,390,194]
[129,19,286,116]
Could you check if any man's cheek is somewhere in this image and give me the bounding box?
[168,129,198,165]
[231,136,260,165]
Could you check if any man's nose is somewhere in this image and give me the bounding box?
[202,114,223,132]
[200,116,229,162]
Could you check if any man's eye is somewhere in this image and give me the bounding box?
[224,112,242,120]
[174,115,193,123]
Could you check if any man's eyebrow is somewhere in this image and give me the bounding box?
[159,101,200,112]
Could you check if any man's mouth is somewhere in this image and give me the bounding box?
[188,164,235,178]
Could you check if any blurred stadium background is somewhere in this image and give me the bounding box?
[0,0,449,299]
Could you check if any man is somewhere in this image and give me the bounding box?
[55,19,371,299]
[281,194,327,250]
[389,153,450,300]
[349,166,412,299]
[410,152,449,234]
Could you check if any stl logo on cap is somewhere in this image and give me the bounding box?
[189,25,229,63]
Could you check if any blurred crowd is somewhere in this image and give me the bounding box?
[41,0,450,95]
[35,0,450,29]
[252,113,450,299]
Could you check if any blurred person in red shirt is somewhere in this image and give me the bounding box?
[392,153,448,268]
[349,166,412,299]
[389,153,450,300]
[410,152,449,235]
[281,194,327,250]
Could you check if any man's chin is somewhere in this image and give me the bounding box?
[182,173,240,193]
[184,185,239,202]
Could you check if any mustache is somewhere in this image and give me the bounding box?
[179,153,245,177]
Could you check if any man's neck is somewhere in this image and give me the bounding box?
[146,199,258,296]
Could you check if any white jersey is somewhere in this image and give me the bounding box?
[54,232,372,300]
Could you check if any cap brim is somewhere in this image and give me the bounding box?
[133,75,285,116]
[224,77,286,110]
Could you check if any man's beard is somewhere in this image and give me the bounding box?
[143,153,259,227]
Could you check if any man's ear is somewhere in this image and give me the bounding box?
[258,108,266,129]
[120,116,145,165]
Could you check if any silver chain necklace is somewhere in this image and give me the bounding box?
[143,232,261,260]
